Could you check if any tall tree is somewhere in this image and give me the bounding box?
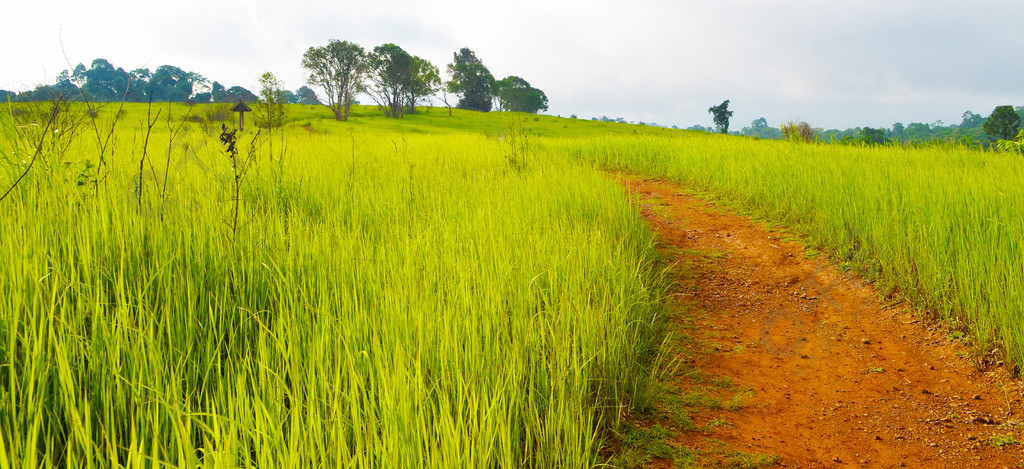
[211,82,228,103]
[983,105,1021,141]
[256,72,287,130]
[295,86,320,105]
[365,43,414,118]
[960,110,985,128]
[447,47,494,112]
[82,58,130,101]
[128,68,151,101]
[708,100,733,134]
[861,127,885,145]
[494,76,548,113]
[889,122,905,141]
[280,89,297,104]
[149,65,206,102]
[225,86,258,103]
[301,40,366,121]
[72,63,87,86]
[53,70,83,99]
[742,117,782,139]
[406,56,440,115]
[191,91,212,103]
[904,122,932,141]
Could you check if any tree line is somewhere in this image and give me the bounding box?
[300,41,547,120]
[0,43,548,120]
[804,105,1023,147]
[0,59,321,106]
[700,101,1024,147]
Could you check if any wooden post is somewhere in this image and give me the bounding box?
[231,100,252,131]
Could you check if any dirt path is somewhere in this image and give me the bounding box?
[621,176,1024,468]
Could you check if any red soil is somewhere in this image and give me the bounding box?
[624,176,1024,468]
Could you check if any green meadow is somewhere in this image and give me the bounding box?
[0,103,669,467]
[1,102,1022,467]
[565,133,1024,364]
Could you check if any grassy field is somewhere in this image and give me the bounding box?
[2,100,1023,467]
[564,133,1024,368]
[0,102,668,467]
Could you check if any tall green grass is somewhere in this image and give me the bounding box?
[566,133,1024,367]
[18,100,1017,466]
[0,104,663,467]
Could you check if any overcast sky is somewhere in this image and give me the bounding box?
[3,0,1023,130]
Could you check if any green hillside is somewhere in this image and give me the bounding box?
[1,101,1021,467]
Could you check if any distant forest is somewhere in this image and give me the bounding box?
[594,107,1024,148]
[672,106,1023,148]
[4,57,1020,148]
[0,58,319,106]
[731,109,1024,147]
[576,106,1024,148]
[0,44,549,119]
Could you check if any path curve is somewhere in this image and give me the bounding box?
[625,176,1024,468]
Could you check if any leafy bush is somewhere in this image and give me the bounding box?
[996,129,1024,155]
[781,121,816,143]
[203,103,232,122]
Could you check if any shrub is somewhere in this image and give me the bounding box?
[203,104,232,122]
[996,129,1024,155]
[781,121,816,143]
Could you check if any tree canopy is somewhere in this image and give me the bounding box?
[149,65,207,102]
[740,117,782,139]
[301,40,366,121]
[860,127,886,145]
[983,105,1022,142]
[295,86,320,105]
[256,72,287,129]
[365,43,414,118]
[225,86,258,103]
[406,56,440,115]
[4,43,549,122]
[362,45,443,118]
[708,100,733,134]
[447,48,494,112]
[82,59,131,102]
[494,76,548,113]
